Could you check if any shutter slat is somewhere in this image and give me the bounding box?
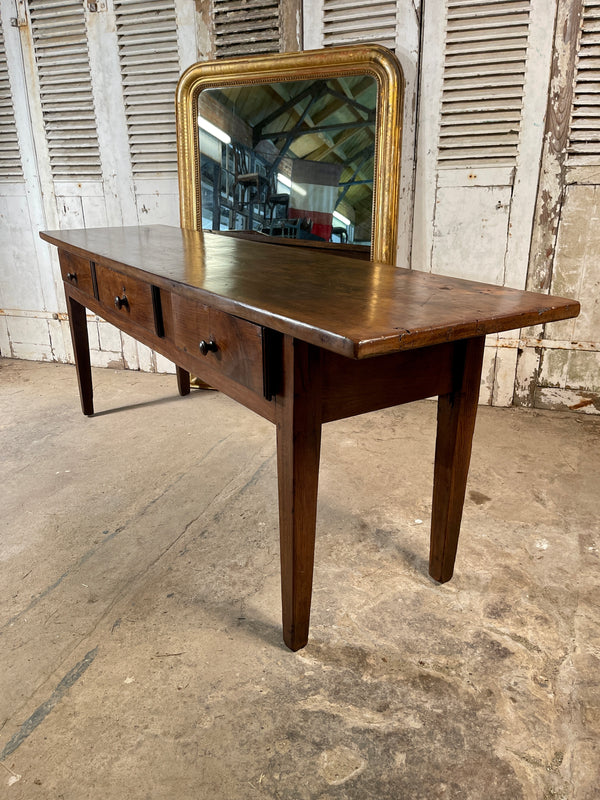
[446,26,529,45]
[120,48,178,64]
[443,75,526,91]
[440,132,520,147]
[129,133,177,142]
[133,164,178,173]
[215,30,281,46]
[124,90,175,102]
[115,0,175,11]
[570,130,600,140]
[115,0,179,178]
[572,108,600,118]
[122,113,175,125]
[448,2,530,18]
[577,57,600,67]
[444,48,527,66]
[214,8,281,26]
[115,21,177,37]
[569,141,600,152]
[441,98,523,113]
[440,120,521,135]
[446,36,527,54]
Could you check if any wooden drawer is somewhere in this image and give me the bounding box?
[172,294,264,395]
[95,263,156,333]
[59,251,95,297]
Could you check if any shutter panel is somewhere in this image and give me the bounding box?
[321,0,397,50]
[213,0,281,58]
[0,17,23,180]
[28,0,101,179]
[114,0,179,178]
[568,0,600,165]
[437,0,531,169]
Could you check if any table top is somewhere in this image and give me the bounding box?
[41,225,580,359]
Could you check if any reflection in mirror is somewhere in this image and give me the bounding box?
[197,76,377,246]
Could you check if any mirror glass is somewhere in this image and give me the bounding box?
[196,76,377,246]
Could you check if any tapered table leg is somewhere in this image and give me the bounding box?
[67,293,94,416]
[429,336,486,583]
[176,366,190,396]
[275,337,322,651]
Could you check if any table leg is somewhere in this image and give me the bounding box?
[429,336,485,583]
[276,337,322,651]
[67,293,94,416]
[176,366,190,396]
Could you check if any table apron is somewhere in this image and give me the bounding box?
[64,282,277,423]
[320,342,456,423]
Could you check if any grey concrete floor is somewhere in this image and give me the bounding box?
[0,357,599,800]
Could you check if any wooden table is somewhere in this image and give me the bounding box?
[40,225,579,651]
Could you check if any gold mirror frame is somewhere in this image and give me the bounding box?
[176,44,404,265]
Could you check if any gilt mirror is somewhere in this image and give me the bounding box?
[176,45,404,264]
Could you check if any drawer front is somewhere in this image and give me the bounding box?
[59,251,95,297]
[95,263,156,332]
[172,294,264,395]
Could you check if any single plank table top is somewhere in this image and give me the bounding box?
[40,225,579,359]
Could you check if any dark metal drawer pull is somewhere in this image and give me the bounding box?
[66,272,77,281]
[199,339,217,355]
[114,294,128,310]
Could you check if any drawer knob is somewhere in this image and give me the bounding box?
[114,294,128,310]
[67,272,77,281]
[199,339,217,355]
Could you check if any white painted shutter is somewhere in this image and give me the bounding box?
[437,0,531,169]
[28,0,101,179]
[0,17,23,180]
[213,0,281,58]
[568,0,600,165]
[321,0,397,50]
[114,0,179,178]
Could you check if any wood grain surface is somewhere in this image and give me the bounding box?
[41,225,580,359]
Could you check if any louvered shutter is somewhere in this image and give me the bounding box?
[321,0,397,50]
[437,0,531,169]
[213,0,281,58]
[28,0,101,179]
[303,0,398,50]
[114,0,179,178]
[568,0,600,165]
[0,18,23,180]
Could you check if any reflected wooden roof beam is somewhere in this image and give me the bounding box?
[308,124,373,162]
[252,82,326,145]
[259,119,373,141]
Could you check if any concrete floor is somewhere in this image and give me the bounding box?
[0,357,599,800]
